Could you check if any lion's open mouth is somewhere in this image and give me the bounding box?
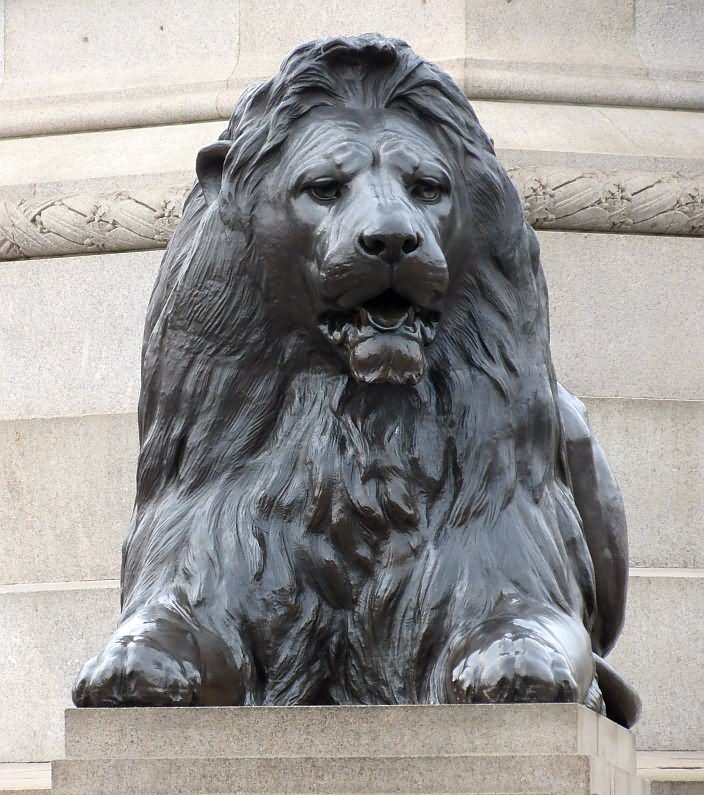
[318,290,440,385]
[319,289,440,347]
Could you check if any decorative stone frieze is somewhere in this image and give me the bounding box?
[2,169,702,261]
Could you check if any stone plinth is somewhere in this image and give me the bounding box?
[52,704,644,795]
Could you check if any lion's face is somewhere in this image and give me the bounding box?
[253,108,462,385]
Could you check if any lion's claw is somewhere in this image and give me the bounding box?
[451,632,579,704]
[72,635,201,707]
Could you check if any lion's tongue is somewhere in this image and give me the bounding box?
[362,293,411,331]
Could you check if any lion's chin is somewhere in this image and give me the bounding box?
[347,331,427,385]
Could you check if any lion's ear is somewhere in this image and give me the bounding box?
[196,141,233,205]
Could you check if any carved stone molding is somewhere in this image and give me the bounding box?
[0,186,192,261]
[511,168,704,237]
[2,169,702,261]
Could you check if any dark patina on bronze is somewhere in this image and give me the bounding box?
[73,35,639,728]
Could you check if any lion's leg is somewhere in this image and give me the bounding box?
[439,602,595,706]
[73,594,255,707]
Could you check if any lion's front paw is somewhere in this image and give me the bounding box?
[451,632,579,704]
[72,634,201,707]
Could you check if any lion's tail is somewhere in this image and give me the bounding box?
[594,653,641,728]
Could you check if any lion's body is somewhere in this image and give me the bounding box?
[122,199,593,705]
[74,34,637,725]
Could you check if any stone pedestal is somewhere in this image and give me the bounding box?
[51,704,644,795]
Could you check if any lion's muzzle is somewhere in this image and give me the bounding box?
[306,155,451,386]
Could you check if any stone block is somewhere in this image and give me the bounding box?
[0,762,50,792]
[639,752,704,795]
[541,231,704,401]
[0,413,137,585]
[236,0,466,82]
[584,398,704,569]
[635,2,704,73]
[609,572,704,751]
[2,1,238,93]
[0,250,158,420]
[465,0,641,69]
[51,754,629,794]
[0,583,119,762]
[65,704,634,770]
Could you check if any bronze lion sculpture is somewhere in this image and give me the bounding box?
[73,34,639,727]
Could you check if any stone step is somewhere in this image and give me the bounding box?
[640,753,704,795]
[0,763,51,793]
[63,704,634,771]
[51,753,639,795]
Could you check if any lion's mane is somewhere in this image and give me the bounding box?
[122,35,596,704]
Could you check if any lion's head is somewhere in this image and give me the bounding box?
[145,34,535,395]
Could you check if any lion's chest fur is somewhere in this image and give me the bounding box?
[246,368,582,613]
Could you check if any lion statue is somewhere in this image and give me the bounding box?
[73,34,639,727]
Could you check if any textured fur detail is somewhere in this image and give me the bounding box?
[73,36,636,718]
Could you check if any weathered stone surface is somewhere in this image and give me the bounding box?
[0,250,158,420]
[0,583,119,763]
[51,754,620,794]
[0,762,51,793]
[1,1,238,94]
[0,120,222,187]
[610,572,704,751]
[639,752,704,795]
[2,0,704,139]
[542,231,704,401]
[584,398,704,569]
[65,704,635,770]
[0,413,137,585]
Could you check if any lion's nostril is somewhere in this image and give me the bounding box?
[359,234,386,257]
[360,231,421,260]
[402,234,420,255]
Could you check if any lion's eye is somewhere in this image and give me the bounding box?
[306,179,343,203]
[412,179,443,203]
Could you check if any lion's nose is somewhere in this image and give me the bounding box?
[358,229,421,263]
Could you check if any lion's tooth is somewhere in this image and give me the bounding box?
[420,320,437,344]
[359,307,370,326]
